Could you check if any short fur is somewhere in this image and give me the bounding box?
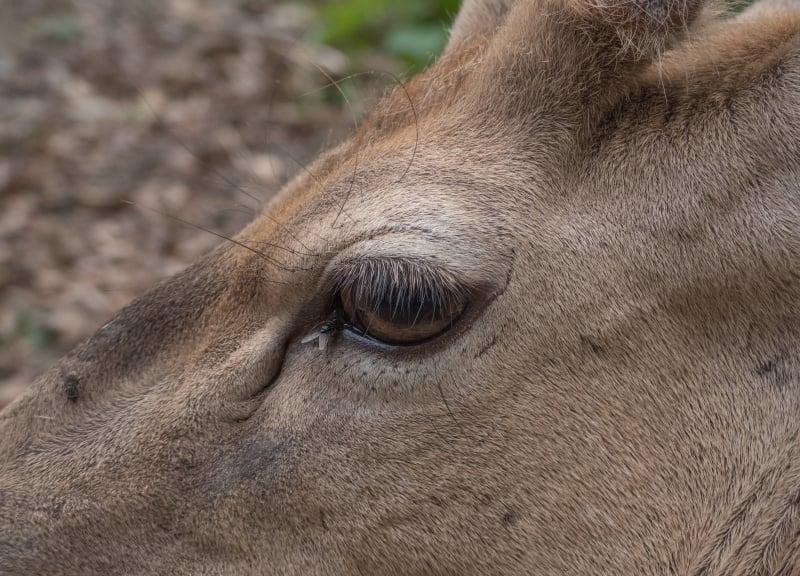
[1,0,800,573]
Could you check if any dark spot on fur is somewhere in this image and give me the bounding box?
[237,439,289,482]
[175,456,199,471]
[319,509,329,531]
[64,373,80,401]
[580,334,603,354]
[501,509,517,528]
[756,359,776,376]
[754,354,787,389]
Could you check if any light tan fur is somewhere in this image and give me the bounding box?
[2,0,800,573]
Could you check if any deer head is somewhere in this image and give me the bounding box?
[2,0,800,573]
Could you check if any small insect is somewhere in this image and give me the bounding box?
[301,319,338,351]
[64,373,80,401]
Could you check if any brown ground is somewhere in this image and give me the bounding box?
[0,1,392,406]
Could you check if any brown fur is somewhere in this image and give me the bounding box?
[2,0,800,573]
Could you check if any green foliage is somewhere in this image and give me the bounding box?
[34,15,83,41]
[729,0,757,12]
[312,0,460,72]
[13,306,58,351]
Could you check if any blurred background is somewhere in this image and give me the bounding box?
[0,0,458,406]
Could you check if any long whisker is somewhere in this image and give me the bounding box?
[296,71,381,98]
[301,69,419,185]
[134,89,263,209]
[308,62,360,228]
[381,70,419,185]
[123,201,309,278]
[134,88,315,254]
[216,206,259,219]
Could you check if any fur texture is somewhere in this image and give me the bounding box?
[1,0,800,574]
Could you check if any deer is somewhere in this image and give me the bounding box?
[1,0,800,573]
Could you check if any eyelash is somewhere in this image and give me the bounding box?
[319,257,469,347]
[337,272,458,321]
[332,257,465,311]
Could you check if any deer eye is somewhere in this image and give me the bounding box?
[334,258,468,347]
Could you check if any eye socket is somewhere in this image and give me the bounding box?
[334,258,468,347]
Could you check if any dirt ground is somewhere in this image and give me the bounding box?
[0,1,393,406]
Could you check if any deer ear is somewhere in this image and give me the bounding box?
[738,0,800,20]
[446,0,517,52]
[464,0,708,122]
